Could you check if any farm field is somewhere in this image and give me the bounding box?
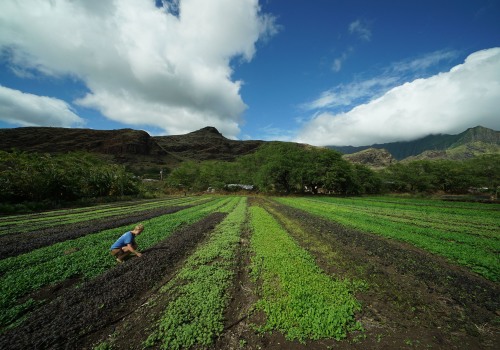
[0,195,498,349]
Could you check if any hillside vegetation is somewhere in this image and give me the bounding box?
[0,126,499,212]
[329,125,500,160]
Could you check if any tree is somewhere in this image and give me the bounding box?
[166,161,200,191]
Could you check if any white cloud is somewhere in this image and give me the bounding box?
[305,49,459,113]
[388,50,460,77]
[302,76,399,111]
[0,0,277,138]
[296,48,500,146]
[0,85,85,127]
[349,20,372,41]
[331,48,352,73]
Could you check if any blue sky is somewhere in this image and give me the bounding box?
[0,0,499,146]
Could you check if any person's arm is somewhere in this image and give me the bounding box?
[126,243,142,257]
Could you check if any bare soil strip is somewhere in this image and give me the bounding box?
[264,199,499,349]
[0,212,226,350]
[212,206,266,350]
[0,206,190,259]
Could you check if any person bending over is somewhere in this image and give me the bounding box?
[110,224,144,263]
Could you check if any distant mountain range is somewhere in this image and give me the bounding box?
[0,125,498,173]
[328,125,500,160]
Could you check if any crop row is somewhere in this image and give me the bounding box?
[248,204,362,342]
[359,195,500,211]
[306,198,499,245]
[276,197,499,281]
[309,197,500,235]
[144,197,246,349]
[0,210,230,349]
[0,197,232,330]
[0,196,207,235]
[0,206,199,260]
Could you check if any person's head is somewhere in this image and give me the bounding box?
[132,224,144,235]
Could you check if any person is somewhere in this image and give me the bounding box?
[110,224,144,263]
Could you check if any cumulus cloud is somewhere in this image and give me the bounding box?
[296,48,500,146]
[0,0,277,138]
[0,85,84,127]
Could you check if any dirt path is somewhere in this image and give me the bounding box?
[0,212,226,350]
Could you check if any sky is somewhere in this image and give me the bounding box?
[0,0,499,146]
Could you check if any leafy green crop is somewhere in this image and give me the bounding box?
[145,197,246,350]
[276,197,500,281]
[0,197,230,331]
[249,205,362,343]
[0,196,208,235]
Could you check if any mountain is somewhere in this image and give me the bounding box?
[154,126,264,162]
[1,125,497,175]
[342,148,396,169]
[402,141,500,162]
[0,126,264,175]
[328,126,500,160]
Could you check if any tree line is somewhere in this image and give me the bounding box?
[381,155,499,195]
[1,144,498,211]
[0,151,141,207]
[166,143,383,195]
[166,143,499,197]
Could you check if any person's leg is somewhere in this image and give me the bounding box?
[111,248,129,262]
[121,243,138,254]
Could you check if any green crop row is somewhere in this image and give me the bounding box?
[309,197,500,232]
[361,195,500,211]
[305,198,499,246]
[144,197,246,350]
[276,197,500,281]
[0,197,231,331]
[0,196,208,235]
[248,205,362,343]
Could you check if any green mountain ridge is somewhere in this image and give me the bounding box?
[0,125,498,175]
[328,126,500,160]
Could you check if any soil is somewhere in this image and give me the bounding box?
[1,197,498,350]
[0,205,191,259]
[224,198,498,350]
[0,212,226,350]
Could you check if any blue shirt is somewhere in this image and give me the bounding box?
[110,231,135,250]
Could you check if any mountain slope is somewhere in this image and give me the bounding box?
[342,148,396,169]
[403,141,500,162]
[0,126,265,175]
[328,126,500,160]
[0,127,177,173]
[1,125,497,174]
[153,126,264,162]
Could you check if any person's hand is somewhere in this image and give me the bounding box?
[136,252,142,257]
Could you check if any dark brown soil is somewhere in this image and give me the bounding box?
[0,212,226,350]
[231,198,498,349]
[0,206,191,259]
[1,197,498,350]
